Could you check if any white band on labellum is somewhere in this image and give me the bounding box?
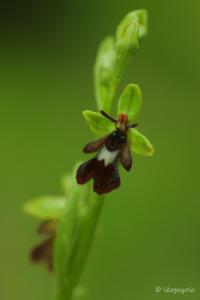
[97,146,119,166]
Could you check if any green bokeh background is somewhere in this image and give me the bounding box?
[1,1,199,299]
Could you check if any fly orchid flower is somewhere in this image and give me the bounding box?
[76,84,154,195]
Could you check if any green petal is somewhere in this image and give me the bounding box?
[94,36,116,113]
[117,84,142,122]
[82,110,114,136]
[23,195,66,220]
[129,128,155,156]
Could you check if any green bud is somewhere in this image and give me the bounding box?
[116,12,139,54]
[115,10,148,81]
[134,9,148,38]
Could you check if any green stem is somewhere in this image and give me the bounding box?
[54,182,104,300]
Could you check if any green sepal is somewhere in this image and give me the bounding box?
[94,36,116,112]
[117,83,142,122]
[82,110,114,136]
[129,128,155,156]
[23,195,66,220]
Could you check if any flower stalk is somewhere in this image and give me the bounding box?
[23,9,153,300]
[54,182,103,300]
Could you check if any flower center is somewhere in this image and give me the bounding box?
[116,113,128,132]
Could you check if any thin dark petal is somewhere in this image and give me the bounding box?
[30,238,54,271]
[83,136,108,153]
[120,143,132,171]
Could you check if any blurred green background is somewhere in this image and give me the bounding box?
[0,0,200,299]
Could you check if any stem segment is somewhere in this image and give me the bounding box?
[54,182,103,300]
